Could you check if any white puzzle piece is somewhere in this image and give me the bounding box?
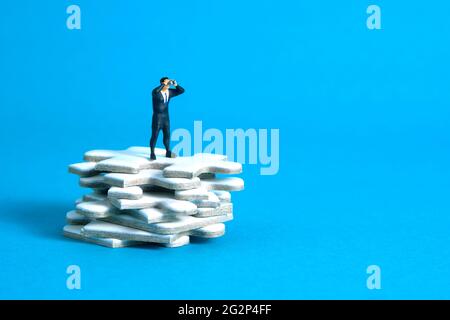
[81,221,182,244]
[93,152,226,174]
[95,153,177,174]
[148,213,233,234]
[212,190,231,203]
[68,162,98,177]
[109,192,198,213]
[190,223,225,238]
[63,225,145,248]
[98,176,242,202]
[105,185,211,201]
[149,153,227,170]
[83,192,107,202]
[195,202,233,218]
[77,200,188,224]
[161,235,190,247]
[92,151,242,178]
[174,187,210,200]
[83,147,167,162]
[95,155,152,174]
[79,175,109,189]
[76,200,119,218]
[161,154,241,178]
[108,186,143,200]
[201,177,244,191]
[191,192,220,208]
[102,211,233,234]
[104,169,201,189]
[66,210,91,225]
[128,207,181,224]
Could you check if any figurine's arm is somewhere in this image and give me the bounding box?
[169,84,185,98]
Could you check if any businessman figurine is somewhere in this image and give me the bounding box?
[150,77,185,160]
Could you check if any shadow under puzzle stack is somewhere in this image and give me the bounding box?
[65,146,244,248]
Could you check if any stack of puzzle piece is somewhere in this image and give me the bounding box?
[64,147,244,248]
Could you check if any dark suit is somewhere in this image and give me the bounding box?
[150,84,185,155]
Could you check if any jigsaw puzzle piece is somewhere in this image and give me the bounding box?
[174,187,210,200]
[109,191,198,213]
[83,191,107,202]
[190,223,225,238]
[212,190,231,203]
[146,153,225,170]
[161,235,190,248]
[108,186,143,200]
[201,177,244,191]
[162,154,241,178]
[79,175,109,189]
[101,176,241,202]
[191,192,220,208]
[76,200,119,219]
[95,155,152,174]
[102,210,233,235]
[194,202,233,218]
[104,169,201,189]
[66,210,91,225]
[128,207,181,224]
[148,213,233,234]
[83,147,167,162]
[68,162,98,177]
[106,185,211,201]
[81,221,182,244]
[63,225,145,248]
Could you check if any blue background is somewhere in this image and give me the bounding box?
[1,0,449,299]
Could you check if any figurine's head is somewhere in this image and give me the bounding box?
[160,77,170,90]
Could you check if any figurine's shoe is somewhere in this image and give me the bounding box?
[150,153,157,160]
[166,150,172,158]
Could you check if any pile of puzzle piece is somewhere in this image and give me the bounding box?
[65,147,244,248]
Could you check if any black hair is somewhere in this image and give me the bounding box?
[160,77,169,84]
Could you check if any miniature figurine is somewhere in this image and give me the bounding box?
[150,77,185,160]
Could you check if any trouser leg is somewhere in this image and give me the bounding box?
[150,121,161,156]
[162,122,171,152]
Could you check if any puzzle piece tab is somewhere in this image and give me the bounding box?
[190,223,226,238]
[76,200,118,219]
[68,162,98,177]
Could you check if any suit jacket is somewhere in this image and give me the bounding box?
[152,84,185,114]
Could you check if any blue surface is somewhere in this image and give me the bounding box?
[1,0,450,299]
